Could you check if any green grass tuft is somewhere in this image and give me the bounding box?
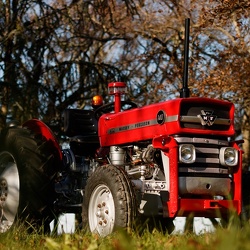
[1,219,250,250]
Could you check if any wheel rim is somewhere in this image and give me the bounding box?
[0,152,20,233]
[88,184,115,236]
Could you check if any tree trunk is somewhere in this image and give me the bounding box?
[242,107,250,170]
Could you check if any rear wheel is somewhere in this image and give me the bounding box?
[0,127,60,233]
[83,165,136,236]
[0,152,20,232]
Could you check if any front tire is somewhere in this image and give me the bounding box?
[83,165,136,236]
[0,127,60,233]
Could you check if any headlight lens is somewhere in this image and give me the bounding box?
[179,144,196,164]
[219,147,238,166]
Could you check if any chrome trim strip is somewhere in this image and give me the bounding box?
[179,167,228,174]
[195,157,220,164]
[180,115,231,125]
[175,137,228,146]
[196,147,219,154]
[107,115,178,134]
[166,115,178,122]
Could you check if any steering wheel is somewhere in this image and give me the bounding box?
[94,101,137,119]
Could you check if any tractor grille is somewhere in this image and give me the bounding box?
[180,102,231,131]
[176,136,232,197]
[176,137,230,176]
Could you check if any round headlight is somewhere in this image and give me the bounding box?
[219,147,238,166]
[179,144,196,164]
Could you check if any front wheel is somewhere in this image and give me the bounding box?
[83,165,136,236]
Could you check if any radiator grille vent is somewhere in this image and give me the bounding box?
[180,102,231,131]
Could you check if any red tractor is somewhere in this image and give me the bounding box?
[0,19,244,235]
[0,80,243,235]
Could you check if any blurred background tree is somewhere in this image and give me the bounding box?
[0,0,249,167]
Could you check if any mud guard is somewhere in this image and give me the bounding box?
[22,119,62,160]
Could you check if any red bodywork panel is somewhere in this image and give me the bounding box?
[99,97,235,147]
[156,137,242,218]
[23,119,62,160]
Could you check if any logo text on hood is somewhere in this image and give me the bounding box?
[197,110,217,126]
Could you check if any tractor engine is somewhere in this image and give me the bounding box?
[109,144,161,180]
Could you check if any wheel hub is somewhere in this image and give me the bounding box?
[88,184,115,236]
[0,178,8,207]
[0,159,20,233]
[0,177,9,233]
[96,202,109,226]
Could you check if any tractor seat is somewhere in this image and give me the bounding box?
[62,109,99,143]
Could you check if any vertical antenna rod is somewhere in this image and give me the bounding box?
[180,18,190,98]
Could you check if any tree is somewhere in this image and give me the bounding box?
[190,1,250,168]
[0,0,249,167]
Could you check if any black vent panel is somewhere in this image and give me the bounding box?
[180,102,231,131]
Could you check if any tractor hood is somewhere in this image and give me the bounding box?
[98,97,235,147]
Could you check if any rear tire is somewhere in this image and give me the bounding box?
[83,165,136,236]
[0,127,60,233]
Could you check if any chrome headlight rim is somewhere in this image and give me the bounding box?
[179,144,196,164]
[219,147,238,167]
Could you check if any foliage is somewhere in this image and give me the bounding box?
[1,222,250,250]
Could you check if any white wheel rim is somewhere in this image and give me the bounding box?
[0,152,20,233]
[88,184,115,236]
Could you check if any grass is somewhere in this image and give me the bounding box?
[1,220,250,250]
